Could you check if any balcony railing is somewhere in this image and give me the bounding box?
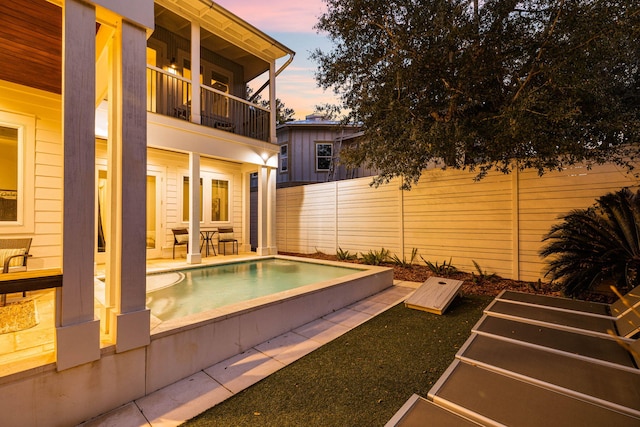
[146,66,271,142]
[200,85,270,142]
[146,66,192,119]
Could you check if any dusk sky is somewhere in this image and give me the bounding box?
[215,0,337,119]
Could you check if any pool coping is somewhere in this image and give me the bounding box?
[148,255,389,337]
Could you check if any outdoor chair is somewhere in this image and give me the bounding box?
[453,332,640,415]
[0,237,32,274]
[0,237,33,304]
[472,314,638,367]
[171,228,189,259]
[484,294,640,338]
[217,227,238,255]
[424,358,640,427]
[386,291,640,427]
[496,287,640,319]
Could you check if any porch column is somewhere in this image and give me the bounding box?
[190,22,201,124]
[256,165,275,255]
[106,18,151,353]
[187,152,202,264]
[57,0,100,371]
[266,165,277,254]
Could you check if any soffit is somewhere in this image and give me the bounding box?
[0,0,62,94]
[154,0,293,81]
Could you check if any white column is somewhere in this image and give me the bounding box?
[241,170,252,253]
[57,0,100,371]
[106,18,150,353]
[266,166,277,254]
[190,22,201,124]
[256,165,269,255]
[187,152,202,264]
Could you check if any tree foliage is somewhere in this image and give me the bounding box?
[312,0,640,189]
[247,88,296,124]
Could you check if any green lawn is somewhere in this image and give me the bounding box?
[183,294,492,427]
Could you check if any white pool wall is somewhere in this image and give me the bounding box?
[145,256,393,392]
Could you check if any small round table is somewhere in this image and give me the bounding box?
[199,229,218,256]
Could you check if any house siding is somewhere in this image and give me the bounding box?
[96,142,245,256]
[277,163,639,282]
[276,123,365,186]
[0,79,63,270]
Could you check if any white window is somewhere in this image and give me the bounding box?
[0,127,18,222]
[0,111,35,232]
[182,173,231,224]
[280,144,288,173]
[316,142,333,171]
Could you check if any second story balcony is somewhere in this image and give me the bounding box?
[146,66,270,142]
[146,0,294,144]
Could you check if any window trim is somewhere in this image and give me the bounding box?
[279,143,289,173]
[315,142,333,172]
[0,110,35,233]
[181,171,233,225]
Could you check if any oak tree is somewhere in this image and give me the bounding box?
[312,0,640,188]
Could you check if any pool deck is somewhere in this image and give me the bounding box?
[77,279,419,427]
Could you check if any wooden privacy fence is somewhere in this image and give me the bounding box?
[276,163,639,283]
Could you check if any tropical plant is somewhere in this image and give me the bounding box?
[389,248,419,268]
[540,188,640,297]
[336,247,358,261]
[471,260,497,284]
[360,248,390,265]
[421,256,458,277]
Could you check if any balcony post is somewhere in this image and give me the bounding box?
[269,60,277,143]
[190,21,201,124]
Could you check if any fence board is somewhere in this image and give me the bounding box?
[277,163,639,283]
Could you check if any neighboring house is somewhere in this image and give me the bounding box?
[276,114,377,187]
[0,0,293,424]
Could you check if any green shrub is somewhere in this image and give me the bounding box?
[421,256,458,277]
[336,247,358,261]
[540,188,640,297]
[360,248,390,265]
[471,260,497,284]
[389,248,419,268]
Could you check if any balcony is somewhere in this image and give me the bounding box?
[146,66,270,142]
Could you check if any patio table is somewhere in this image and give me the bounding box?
[200,228,218,257]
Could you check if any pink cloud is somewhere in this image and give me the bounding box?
[215,0,326,33]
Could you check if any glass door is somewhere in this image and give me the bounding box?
[146,170,164,259]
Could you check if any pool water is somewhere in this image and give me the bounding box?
[145,258,362,321]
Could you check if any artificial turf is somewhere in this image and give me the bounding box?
[182,294,492,427]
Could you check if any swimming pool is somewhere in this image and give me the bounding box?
[141,255,392,393]
[145,258,363,321]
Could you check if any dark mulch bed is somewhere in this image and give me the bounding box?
[279,251,615,303]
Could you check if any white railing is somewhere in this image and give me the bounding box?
[146,66,270,142]
[200,85,270,142]
[146,66,191,120]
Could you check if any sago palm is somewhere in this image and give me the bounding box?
[540,188,640,297]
